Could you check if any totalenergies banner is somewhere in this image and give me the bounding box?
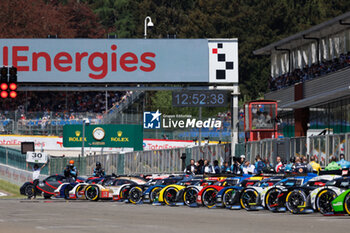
[0,39,238,83]
[0,134,198,152]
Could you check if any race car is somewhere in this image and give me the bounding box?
[284,175,340,214]
[174,179,219,207]
[309,176,350,214]
[54,176,104,199]
[20,174,85,199]
[331,188,350,215]
[262,174,318,212]
[197,176,254,208]
[82,176,147,201]
[215,176,265,209]
[156,177,207,206]
[238,176,285,210]
[130,175,190,204]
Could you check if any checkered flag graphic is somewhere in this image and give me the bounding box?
[209,41,238,83]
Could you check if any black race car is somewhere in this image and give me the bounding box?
[20,174,85,199]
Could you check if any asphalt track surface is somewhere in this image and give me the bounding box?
[0,199,349,233]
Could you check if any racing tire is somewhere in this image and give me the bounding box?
[24,184,35,198]
[202,188,218,208]
[163,187,179,206]
[85,185,100,201]
[129,186,143,204]
[150,187,162,203]
[316,189,337,214]
[286,190,307,214]
[183,188,199,206]
[222,188,237,207]
[75,184,86,199]
[265,188,283,211]
[119,186,130,201]
[240,188,259,209]
[344,192,350,215]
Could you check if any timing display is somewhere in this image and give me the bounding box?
[172,91,228,107]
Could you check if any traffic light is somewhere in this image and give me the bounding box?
[0,66,17,99]
[0,67,8,83]
[8,67,17,98]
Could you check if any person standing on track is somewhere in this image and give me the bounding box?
[93,162,106,177]
[27,162,47,199]
[64,160,78,183]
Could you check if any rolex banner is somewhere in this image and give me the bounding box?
[63,124,143,151]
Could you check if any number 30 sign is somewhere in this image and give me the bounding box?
[26,152,48,163]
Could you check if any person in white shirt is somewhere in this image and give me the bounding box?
[242,161,255,174]
[27,162,47,199]
[275,156,283,173]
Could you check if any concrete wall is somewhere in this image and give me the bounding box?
[0,163,47,186]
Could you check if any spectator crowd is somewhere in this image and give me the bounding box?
[184,153,350,175]
[269,52,350,91]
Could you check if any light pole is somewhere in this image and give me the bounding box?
[144,16,154,39]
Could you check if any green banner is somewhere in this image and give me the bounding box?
[63,124,143,151]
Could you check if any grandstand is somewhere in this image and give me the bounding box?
[254,11,350,137]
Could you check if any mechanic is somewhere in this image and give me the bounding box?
[337,154,350,169]
[309,155,321,173]
[221,161,231,173]
[325,156,342,171]
[196,159,204,174]
[302,155,313,173]
[293,157,308,173]
[93,162,106,177]
[64,160,78,182]
[275,156,283,173]
[254,155,265,174]
[27,162,47,199]
[184,159,197,175]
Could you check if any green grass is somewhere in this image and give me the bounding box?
[0,179,22,199]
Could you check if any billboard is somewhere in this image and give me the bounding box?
[63,124,143,151]
[0,39,238,83]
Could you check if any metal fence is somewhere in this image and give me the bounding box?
[1,133,349,176]
[241,133,350,167]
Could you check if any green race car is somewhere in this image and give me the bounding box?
[331,189,350,215]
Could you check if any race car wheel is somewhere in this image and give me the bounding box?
[240,189,259,209]
[164,187,179,206]
[129,186,143,204]
[202,188,218,208]
[286,190,307,214]
[316,189,337,214]
[265,188,283,211]
[344,192,350,215]
[85,185,100,201]
[64,184,74,199]
[223,188,237,207]
[183,188,198,206]
[75,185,86,199]
[150,187,162,203]
[24,184,34,198]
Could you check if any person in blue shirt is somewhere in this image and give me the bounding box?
[337,154,350,169]
[221,161,231,173]
[254,155,265,174]
[284,157,295,173]
[213,160,221,174]
[64,160,78,183]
